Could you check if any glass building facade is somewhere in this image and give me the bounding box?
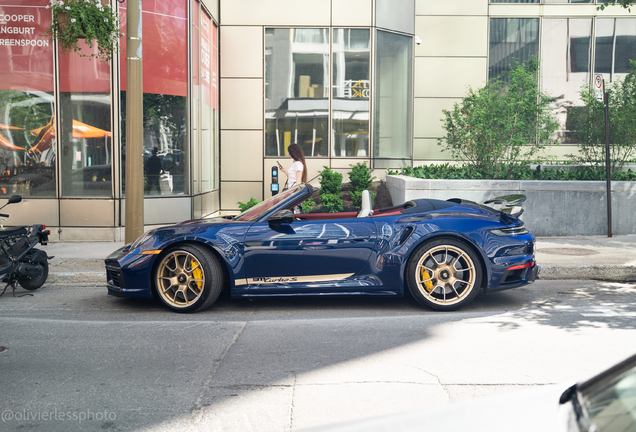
[263,27,413,164]
[2,0,632,239]
[413,1,636,165]
[0,0,219,239]
[487,6,636,142]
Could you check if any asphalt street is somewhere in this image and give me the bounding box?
[1,279,636,431]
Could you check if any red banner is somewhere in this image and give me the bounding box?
[0,2,53,92]
[58,40,111,93]
[119,0,188,97]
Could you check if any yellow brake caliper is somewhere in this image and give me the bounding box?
[191,261,203,290]
[420,267,434,292]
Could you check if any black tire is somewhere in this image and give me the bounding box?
[154,244,222,313]
[406,238,482,311]
[18,260,49,291]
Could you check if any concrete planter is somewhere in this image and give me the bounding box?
[386,175,636,237]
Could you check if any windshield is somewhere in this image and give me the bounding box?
[584,363,636,431]
[233,185,305,222]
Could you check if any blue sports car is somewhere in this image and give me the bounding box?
[105,183,539,313]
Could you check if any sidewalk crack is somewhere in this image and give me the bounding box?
[412,366,451,403]
[288,373,297,431]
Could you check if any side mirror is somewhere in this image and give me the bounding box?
[268,209,294,228]
[8,195,21,204]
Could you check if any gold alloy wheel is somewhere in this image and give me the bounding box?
[156,251,205,309]
[415,244,476,305]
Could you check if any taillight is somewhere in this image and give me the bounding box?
[489,225,529,237]
[508,262,534,271]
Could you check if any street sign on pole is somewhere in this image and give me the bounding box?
[594,74,604,103]
[595,73,613,238]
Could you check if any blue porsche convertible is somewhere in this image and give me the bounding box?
[105,183,539,313]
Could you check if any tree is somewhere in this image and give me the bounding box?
[439,59,559,179]
[568,61,636,171]
[598,1,633,11]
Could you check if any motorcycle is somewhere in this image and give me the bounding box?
[0,195,51,296]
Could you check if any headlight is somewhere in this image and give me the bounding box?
[489,226,529,237]
[130,229,157,249]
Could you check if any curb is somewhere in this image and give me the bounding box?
[538,265,636,282]
[47,271,106,286]
[45,266,636,287]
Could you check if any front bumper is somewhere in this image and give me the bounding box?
[105,246,155,299]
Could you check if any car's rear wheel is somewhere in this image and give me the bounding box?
[154,244,222,313]
[406,238,482,311]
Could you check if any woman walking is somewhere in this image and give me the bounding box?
[278,143,308,187]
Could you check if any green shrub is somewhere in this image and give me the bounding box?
[237,197,260,212]
[319,166,343,212]
[439,60,558,179]
[388,163,636,181]
[302,197,316,213]
[319,193,343,213]
[348,162,376,209]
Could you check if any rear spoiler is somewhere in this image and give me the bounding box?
[483,194,526,218]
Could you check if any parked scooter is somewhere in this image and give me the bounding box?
[0,195,51,296]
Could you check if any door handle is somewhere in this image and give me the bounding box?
[350,236,370,241]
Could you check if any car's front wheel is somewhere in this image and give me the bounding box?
[406,238,482,311]
[154,244,222,313]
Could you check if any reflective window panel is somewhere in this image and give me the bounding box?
[200,9,216,193]
[59,41,112,197]
[374,30,412,160]
[192,0,200,195]
[212,21,219,191]
[120,0,189,197]
[0,0,55,197]
[489,18,539,80]
[192,1,219,202]
[541,19,592,143]
[595,18,636,83]
[332,29,370,158]
[265,28,330,158]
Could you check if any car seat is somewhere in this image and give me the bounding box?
[357,190,373,217]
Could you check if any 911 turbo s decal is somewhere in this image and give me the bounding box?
[235,273,355,286]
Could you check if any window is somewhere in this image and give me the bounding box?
[332,29,370,157]
[265,28,412,161]
[265,28,330,158]
[59,43,112,197]
[489,18,539,79]
[541,19,593,143]
[120,0,189,197]
[0,2,55,197]
[198,8,218,194]
[374,30,412,160]
[596,18,636,82]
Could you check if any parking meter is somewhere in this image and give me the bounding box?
[271,165,279,196]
